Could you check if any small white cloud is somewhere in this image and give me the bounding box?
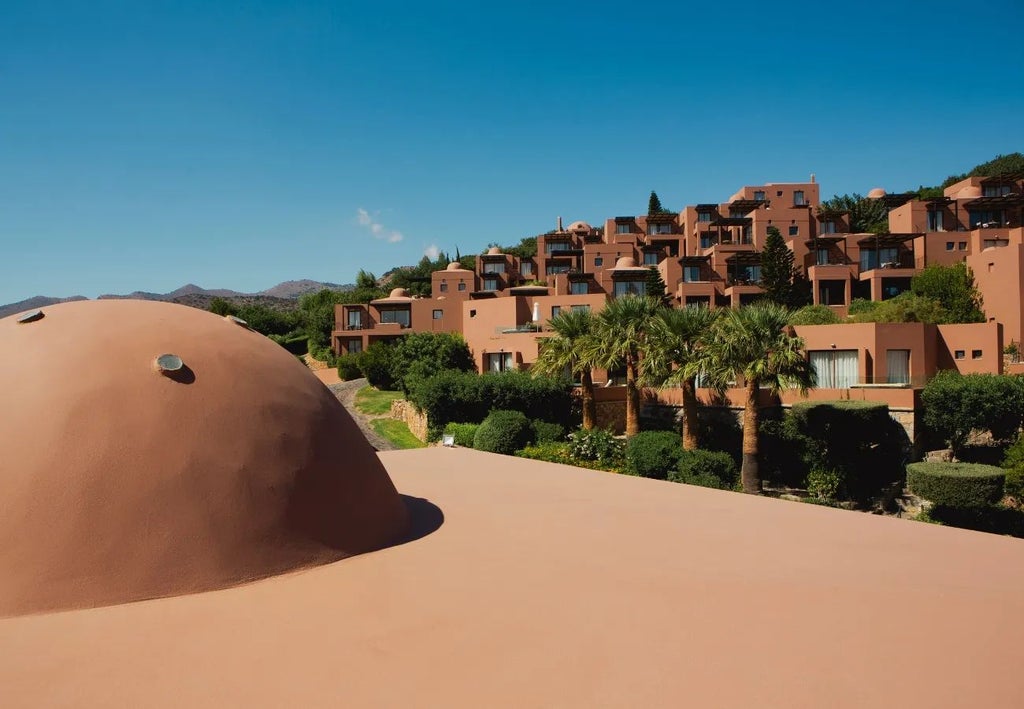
[424,244,440,259]
[355,208,404,243]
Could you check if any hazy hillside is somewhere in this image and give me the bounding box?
[0,295,88,319]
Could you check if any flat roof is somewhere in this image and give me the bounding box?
[3,448,1023,706]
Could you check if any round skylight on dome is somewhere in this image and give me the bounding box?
[155,353,184,374]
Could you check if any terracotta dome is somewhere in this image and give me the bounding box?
[388,287,411,299]
[568,220,591,232]
[445,262,465,271]
[486,246,502,255]
[614,256,638,269]
[956,185,983,200]
[0,300,410,616]
[867,188,887,199]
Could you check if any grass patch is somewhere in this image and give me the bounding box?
[355,386,402,416]
[371,419,427,450]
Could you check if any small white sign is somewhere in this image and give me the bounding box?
[442,434,456,447]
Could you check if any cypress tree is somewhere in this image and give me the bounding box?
[648,191,664,216]
[759,227,797,307]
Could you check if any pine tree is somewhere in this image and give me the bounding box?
[759,227,797,307]
[645,267,671,307]
[648,191,664,216]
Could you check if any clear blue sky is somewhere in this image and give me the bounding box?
[2,0,1022,303]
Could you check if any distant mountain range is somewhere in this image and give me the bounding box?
[0,280,351,319]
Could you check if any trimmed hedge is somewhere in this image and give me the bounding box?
[407,370,575,440]
[443,422,480,448]
[670,450,737,490]
[625,431,683,480]
[472,410,534,456]
[907,462,1005,509]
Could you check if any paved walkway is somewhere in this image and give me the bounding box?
[327,378,396,452]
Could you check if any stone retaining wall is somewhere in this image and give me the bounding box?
[390,399,429,443]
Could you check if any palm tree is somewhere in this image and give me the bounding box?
[585,295,661,437]
[703,301,815,494]
[641,306,720,450]
[532,308,599,429]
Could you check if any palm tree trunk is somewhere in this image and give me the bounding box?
[681,378,699,450]
[625,357,640,437]
[741,379,761,494]
[581,369,596,430]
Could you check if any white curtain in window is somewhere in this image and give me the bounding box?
[810,350,858,388]
[886,350,910,384]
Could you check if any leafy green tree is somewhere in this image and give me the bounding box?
[502,236,537,259]
[848,292,949,324]
[820,194,889,234]
[910,263,984,323]
[585,295,662,437]
[922,372,1024,456]
[939,152,1024,188]
[532,308,599,430]
[644,267,671,307]
[209,297,238,316]
[703,302,816,493]
[355,269,378,290]
[641,306,720,450]
[390,332,475,395]
[298,288,349,357]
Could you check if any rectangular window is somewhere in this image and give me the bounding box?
[571,304,590,312]
[788,226,799,236]
[458,282,466,291]
[520,262,533,276]
[614,281,647,297]
[793,190,805,206]
[697,212,712,223]
[954,350,965,360]
[551,306,561,317]
[546,264,570,276]
[570,281,588,295]
[983,185,1012,197]
[683,265,701,282]
[821,221,836,234]
[958,241,967,251]
[886,350,910,384]
[439,281,449,291]
[347,310,363,329]
[594,257,603,267]
[969,209,1006,228]
[643,252,659,265]
[483,262,506,274]
[860,248,900,271]
[483,277,499,291]
[432,309,443,320]
[379,308,411,327]
[945,242,955,251]
[686,296,711,308]
[928,210,945,232]
[818,280,845,305]
[699,234,715,249]
[754,191,765,201]
[648,223,672,235]
[545,242,571,255]
[809,350,858,388]
[347,339,362,355]
[972,349,983,360]
[486,352,514,373]
[615,223,631,234]
[816,248,830,266]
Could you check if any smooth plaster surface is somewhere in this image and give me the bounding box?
[2,448,1024,707]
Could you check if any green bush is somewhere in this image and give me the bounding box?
[787,304,842,325]
[443,422,480,448]
[358,342,397,390]
[907,462,1005,509]
[624,431,683,479]
[517,442,620,472]
[337,353,362,380]
[669,450,737,490]
[758,417,809,488]
[922,371,1024,453]
[567,428,623,466]
[788,401,907,504]
[1002,432,1024,502]
[473,410,534,456]
[390,332,475,395]
[532,420,565,444]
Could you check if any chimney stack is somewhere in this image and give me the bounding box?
[810,173,816,184]
[557,216,563,232]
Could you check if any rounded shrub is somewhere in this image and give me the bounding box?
[336,353,362,381]
[443,422,480,448]
[907,462,1005,509]
[625,431,683,479]
[532,420,565,445]
[473,410,534,456]
[567,427,623,466]
[670,450,737,490]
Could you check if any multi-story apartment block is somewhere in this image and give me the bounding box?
[332,173,1022,414]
